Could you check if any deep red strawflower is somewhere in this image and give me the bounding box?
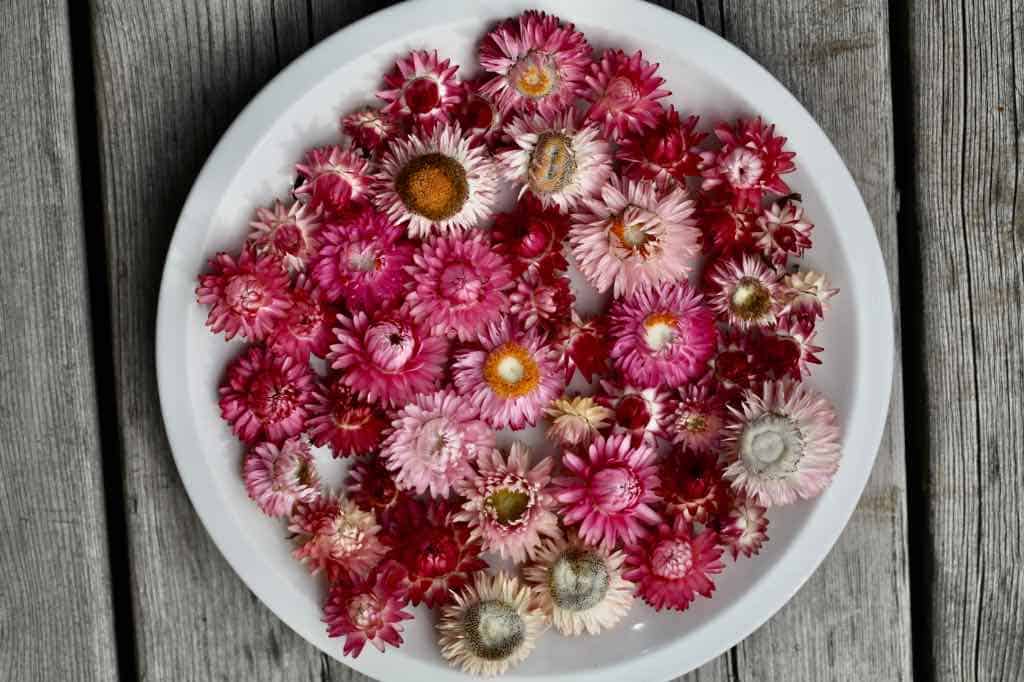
[754,195,814,266]
[697,189,759,258]
[307,375,388,458]
[490,193,571,280]
[457,75,506,149]
[267,276,336,360]
[700,117,797,210]
[196,246,292,342]
[553,313,610,383]
[323,560,413,658]
[657,449,727,523]
[702,329,761,399]
[218,346,316,444]
[624,516,725,611]
[754,315,824,380]
[618,106,705,185]
[346,455,421,538]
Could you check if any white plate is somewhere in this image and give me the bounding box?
[156,1,894,680]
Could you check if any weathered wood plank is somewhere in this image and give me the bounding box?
[906,0,1024,680]
[0,0,119,680]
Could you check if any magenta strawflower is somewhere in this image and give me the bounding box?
[507,270,574,333]
[454,442,560,562]
[267,276,335,360]
[381,389,495,498]
[624,516,724,611]
[328,310,448,408]
[554,432,661,550]
[668,384,726,452]
[708,254,784,330]
[247,199,322,274]
[452,320,565,430]
[342,106,400,155]
[218,346,316,444]
[307,376,388,458]
[242,436,321,517]
[618,107,706,185]
[700,117,797,210]
[609,281,717,389]
[584,49,669,140]
[196,246,292,342]
[595,379,670,446]
[289,494,388,582]
[323,560,413,658]
[405,233,514,342]
[754,196,814,265]
[377,50,462,133]
[295,144,374,214]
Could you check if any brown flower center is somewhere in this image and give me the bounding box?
[729,277,773,320]
[395,152,468,221]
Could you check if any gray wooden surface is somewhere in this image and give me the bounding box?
[1,0,1020,680]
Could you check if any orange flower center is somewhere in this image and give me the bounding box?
[511,51,559,99]
[395,152,468,221]
[483,343,541,399]
[528,132,576,194]
[643,312,678,352]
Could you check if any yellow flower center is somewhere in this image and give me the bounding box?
[483,343,541,399]
[643,312,678,352]
[729,277,773,320]
[511,51,559,99]
[395,152,468,221]
[528,132,576,195]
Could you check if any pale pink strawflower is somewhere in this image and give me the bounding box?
[668,384,726,453]
[405,233,513,342]
[381,389,496,498]
[243,436,321,517]
[342,106,400,155]
[507,270,574,333]
[545,396,613,448]
[700,117,796,210]
[295,144,374,214]
[479,10,592,115]
[554,432,662,550]
[708,254,784,330]
[624,516,725,611]
[289,494,388,582]
[720,492,770,559]
[452,320,565,430]
[595,379,670,446]
[609,281,717,389]
[218,346,316,444]
[323,560,413,658]
[267,276,335,360]
[328,310,448,408]
[754,197,814,265]
[454,442,560,563]
[247,200,322,274]
[570,175,700,297]
[780,270,839,322]
[378,50,462,133]
[307,376,388,458]
[723,380,842,507]
[584,49,670,141]
[196,246,292,342]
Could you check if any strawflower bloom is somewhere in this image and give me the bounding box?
[247,199,321,274]
[457,75,506,148]
[342,106,400,156]
[708,254,783,330]
[584,49,669,140]
[219,346,315,444]
[490,193,571,279]
[507,270,574,333]
[307,376,388,458]
[290,494,388,582]
[755,316,824,380]
[377,50,462,132]
[780,270,839,322]
[595,379,670,446]
[719,492,770,559]
[197,246,291,342]
[323,560,413,658]
[552,312,609,383]
[295,144,374,214]
[242,436,321,517]
[624,516,724,611]
[618,107,706,185]
[267,276,335,360]
[656,449,726,523]
[545,396,614,448]
[754,196,814,265]
[700,117,796,210]
[668,384,726,452]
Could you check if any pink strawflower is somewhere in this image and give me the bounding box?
[656,449,726,523]
[479,10,592,115]
[452,320,565,430]
[377,50,462,133]
[196,246,292,342]
[719,492,770,559]
[381,389,495,498]
[756,316,824,380]
[311,208,413,311]
[618,107,706,185]
[609,281,717,389]
[508,270,574,333]
[218,346,315,444]
[490,193,571,279]
[552,312,610,383]
[708,254,783,330]
[290,494,388,582]
[700,117,797,210]
[342,107,400,155]
[454,443,560,562]
[242,436,321,517]
[780,270,839,322]
[754,196,814,265]
[295,144,374,215]
[554,432,661,550]
[247,200,322,274]
[307,376,388,458]
[668,384,726,452]
[328,309,448,408]
[570,175,700,297]
[323,560,413,658]
[457,76,506,148]
[624,516,724,611]
[723,380,842,507]
[405,233,514,342]
[584,49,669,141]
[267,276,335,360]
[595,379,670,446]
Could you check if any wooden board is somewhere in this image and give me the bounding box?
[0,0,119,680]
[905,0,1024,680]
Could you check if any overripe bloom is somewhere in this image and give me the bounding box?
[381,389,495,498]
[310,208,414,310]
[490,193,571,279]
[545,396,613,448]
[609,281,717,388]
[719,493,770,559]
[454,443,559,562]
[756,316,824,380]
[452,320,564,430]
[219,346,316,444]
[708,254,783,330]
[523,531,634,636]
[618,107,706,185]
[583,49,669,140]
[754,197,814,265]
[267,276,335,360]
[323,560,413,658]
[657,449,726,523]
[553,312,609,382]
[196,246,292,342]
[377,50,462,132]
[700,117,796,210]
[624,516,724,611]
[342,106,400,155]
[780,270,839,322]
[507,270,573,332]
[289,494,388,582]
[723,380,842,507]
[242,436,321,517]
[405,233,513,341]
[595,379,670,446]
[457,76,506,148]
[478,10,591,115]
[570,175,700,297]
[295,144,374,214]
[391,500,487,607]
[499,109,612,212]
[668,384,726,452]
[247,200,322,273]
[374,123,497,238]
[437,572,547,677]
[328,310,448,408]
[554,432,661,550]
[307,376,388,458]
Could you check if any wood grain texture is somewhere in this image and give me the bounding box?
[906,0,1024,680]
[0,0,119,680]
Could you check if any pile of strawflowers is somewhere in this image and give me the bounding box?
[196,10,842,677]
